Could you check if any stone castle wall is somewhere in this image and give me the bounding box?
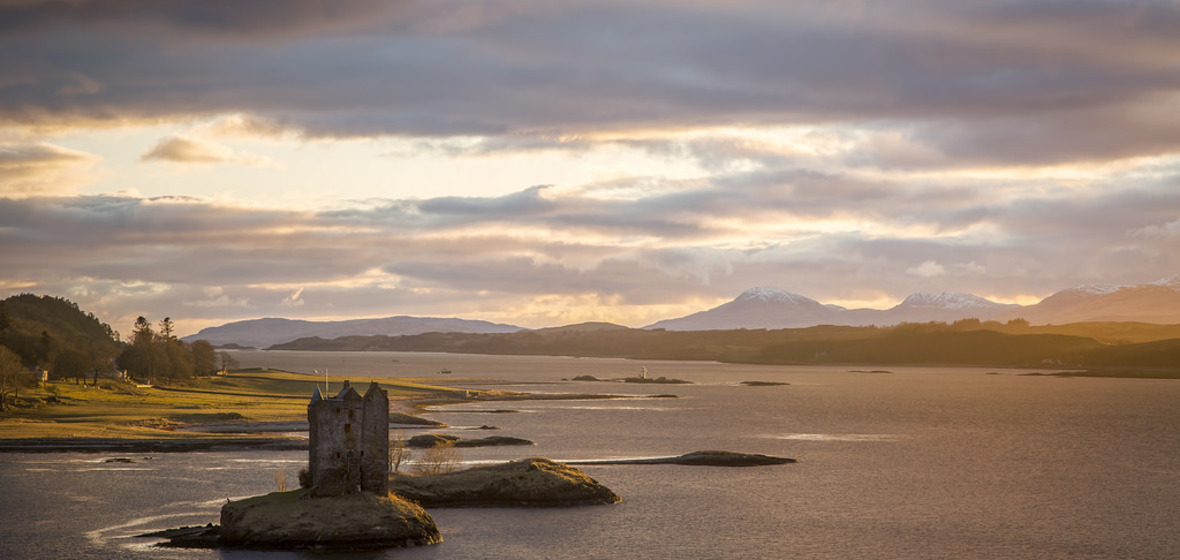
[308,380,389,496]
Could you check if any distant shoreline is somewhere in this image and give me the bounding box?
[0,437,307,454]
[0,367,665,450]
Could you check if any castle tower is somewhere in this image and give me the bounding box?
[360,380,390,492]
[307,380,389,496]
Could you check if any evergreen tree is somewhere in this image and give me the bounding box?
[117,315,213,383]
[120,317,162,383]
[52,348,93,384]
[190,340,217,376]
[0,294,120,375]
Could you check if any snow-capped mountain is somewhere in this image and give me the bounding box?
[733,286,832,306]
[188,277,1180,343]
[182,316,524,348]
[895,292,1007,310]
[645,287,1019,331]
[993,275,1180,325]
[873,291,1022,325]
[645,287,842,331]
[644,278,1180,331]
[1149,275,1180,288]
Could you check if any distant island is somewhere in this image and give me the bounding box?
[267,320,1180,375]
[572,374,691,384]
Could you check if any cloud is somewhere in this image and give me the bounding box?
[3,168,1179,334]
[418,185,558,218]
[55,73,104,97]
[907,260,946,278]
[0,142,98,196]
[1130,218,1180,240]
[2,1,1179,167]
[282,287,305,307]
[140,134,267,165]
[185,286,249,309]
[200,113,293,138]
[0,0,417,39]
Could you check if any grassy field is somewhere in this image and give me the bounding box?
[0,369,460,440]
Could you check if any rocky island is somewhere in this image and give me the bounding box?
[570,450,796,467]
[391,457,622,507]
[217,489,440,550]
[407,433,535,448]
[571,374,692,384]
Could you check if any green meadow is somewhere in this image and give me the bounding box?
[0,368,458,440]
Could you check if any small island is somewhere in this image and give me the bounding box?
[390,457,621,507]
[407,433,535,448]
[570,450,796,467]
[217,488,440,550]
[572,374,692,384]
[623,376,691,384]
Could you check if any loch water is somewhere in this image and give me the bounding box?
[1,351,1178,559]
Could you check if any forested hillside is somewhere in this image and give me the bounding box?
[0,294,122,379]
[0,294,230,387]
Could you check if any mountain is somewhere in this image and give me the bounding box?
[182,316,524,348]
[863,291,1022,325]
[645,288,842,331]
[185,276,1180,345]
[647,277,1180,332]
[647,288,1019,331]
[993,275,1180,325]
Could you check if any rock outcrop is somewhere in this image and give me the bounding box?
[572,450,796,467]
[406,433,534,448]
[389,457,621,507]
[218,490,441,551]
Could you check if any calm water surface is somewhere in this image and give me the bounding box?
[1,351,1178,559]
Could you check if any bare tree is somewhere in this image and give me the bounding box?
[412,441,461,476]
[0,346,31,411]
[389,430,412,473]
[217,351,239,373]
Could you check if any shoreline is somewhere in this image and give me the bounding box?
[0,367,666,452]
[0,436,308,454]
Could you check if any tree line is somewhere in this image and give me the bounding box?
[116,316,236,384]
[0,294,236,409]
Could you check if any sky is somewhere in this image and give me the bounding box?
[2,0,1180,338]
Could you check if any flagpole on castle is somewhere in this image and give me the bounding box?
[316,369,329,395]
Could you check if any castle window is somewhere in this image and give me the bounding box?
[344,424,351,435]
